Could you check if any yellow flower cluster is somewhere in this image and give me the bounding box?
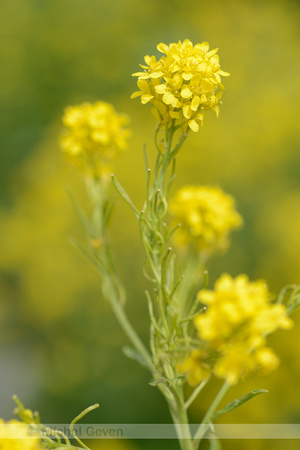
[0,420,42,450]
[60,101,130,176]
[179,274,293,386]
[131,39,229,132]
[177,350,211,387]
[169,186,243,254]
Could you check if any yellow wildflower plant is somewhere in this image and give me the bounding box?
[60,101,130,177]
[181,274,293,385]
[0,419,42,450]
[53,39,300,450]
[131,39,230,132]
[169,185,243,254]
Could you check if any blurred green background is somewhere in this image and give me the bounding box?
[1,0,300,449]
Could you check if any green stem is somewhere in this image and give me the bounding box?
[99,254,155,373]
[192,381,230,449]
[109,293,155,373]
[70,404,99,449]
[185,380,208,409]
[143,125,195,450]
[175,386,194,450]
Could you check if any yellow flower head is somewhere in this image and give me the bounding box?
[169,186,243,254]
[60,101,130,177]
[131,39,230,131]
[0,420,42,450]
[177,350,211,386]
[213,343,258,385]
[193,274,293,384]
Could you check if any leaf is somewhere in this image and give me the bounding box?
[111,175,140,217]
[122,346,148,368]
[276,284,297,304]
[212,389,268,420]
[149,377,170,387]
[70,239,104,275]
[149,375,186,387]
[65,185,90,231]
[70,239,91,261]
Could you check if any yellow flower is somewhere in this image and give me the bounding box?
[213,343,256,385]
[196,274,293,343]
[254,347,279,375]
[191,274,293,385]
[214,344,280,384]
[177,350,211,386]
[169,186,243,254]
[60,101,130,177]
[131,40,229,131]
[251,303,293,335]
[0,420,42,450]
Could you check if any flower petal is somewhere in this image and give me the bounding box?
[150,71,164,79]
[188,119,199,132]
[198,42,210,52]
[141,94,154,104]
[173,74,183,90]
[181,85,193,99]
[191,95,200,111]
[130,91,143,99]
[157,43,169,54]
[207,48,218,57]
[163,92,176,105]
[132,71,149,78]
[218,70,230,77]
[155,84,167,94]
[182,104,192,119]
[137,79,149,91]
[201,79,214,93]
[190,74,201,86]
[182,72,193,81]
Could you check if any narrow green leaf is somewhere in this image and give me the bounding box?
[149,375,186,387]
[65,185,90,231]
[123,346,148,368]
[70,239,91,261]
[143,144,149,173]
[277,284,297,304]
[202,270,209,289]
[212,389,268,420]
[70,239,104,275]
[149,377,169,387]
[111,175,140,217]
[103,197,115,226]
[70,403,99,449]
[287,299,300,314]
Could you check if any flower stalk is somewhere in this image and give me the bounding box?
[192,381,230,448]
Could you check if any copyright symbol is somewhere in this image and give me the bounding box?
[27,425,37,436]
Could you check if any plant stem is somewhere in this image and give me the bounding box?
[185,380,207,409]
[109,292,155,372]
[193,381,230,449]
[174,385,194,450]
[144,126,194,450]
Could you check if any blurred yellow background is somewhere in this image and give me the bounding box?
[0,1,300,449]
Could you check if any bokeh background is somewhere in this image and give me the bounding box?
[1,0,300,449]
